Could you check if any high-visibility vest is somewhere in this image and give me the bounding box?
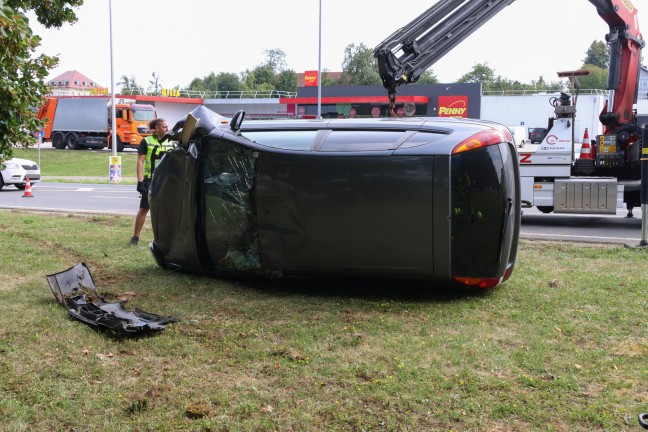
[144,135,174,179]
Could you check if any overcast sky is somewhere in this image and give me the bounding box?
[28,0,646,90]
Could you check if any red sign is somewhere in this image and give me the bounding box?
[438,95,468,118]
[304,70,318,87]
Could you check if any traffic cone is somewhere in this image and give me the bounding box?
[22,177,34,198]
[579,128,592,159]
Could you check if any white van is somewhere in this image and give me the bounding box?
[507,126,527,148]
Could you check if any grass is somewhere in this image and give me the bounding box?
[11,147,138,181]
[0,209,647,431]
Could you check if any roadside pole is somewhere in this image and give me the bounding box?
[626,125,648,248]
[640,125,648,246]
[108,0,121,184]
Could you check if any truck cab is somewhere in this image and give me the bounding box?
[109,103,157,151]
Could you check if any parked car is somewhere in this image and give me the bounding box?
[0,157,40,190]
[507,126,527,148]
[148,106,521,289]
[528,127,548,144]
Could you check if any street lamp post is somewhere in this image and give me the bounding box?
[317,0,322,119]
[108,0,121,183]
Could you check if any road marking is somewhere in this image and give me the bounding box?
[89,195,139,200]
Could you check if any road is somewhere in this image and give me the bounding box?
[0,181,139,215]
[1,181,645,245]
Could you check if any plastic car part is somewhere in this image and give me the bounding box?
[46,262,177,335]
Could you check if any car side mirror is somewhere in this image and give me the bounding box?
[230,110,245,135]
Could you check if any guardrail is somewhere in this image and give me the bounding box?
[482,89,609,96]
[119,88,297,99]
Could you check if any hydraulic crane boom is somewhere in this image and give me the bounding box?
[375,0,644,133]
[374,0,515,107]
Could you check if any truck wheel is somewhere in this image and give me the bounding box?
[116,136,125,152]
[537,206,554,214]
[52,133,65,149]
[66,134,82,150]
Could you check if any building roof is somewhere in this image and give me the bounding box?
[47,70,103,90]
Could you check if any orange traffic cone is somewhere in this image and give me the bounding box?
[22,177,34,198]
[579,128,592,159]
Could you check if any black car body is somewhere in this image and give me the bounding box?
[149,106,520,289]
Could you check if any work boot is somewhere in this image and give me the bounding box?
[129,236,139,246]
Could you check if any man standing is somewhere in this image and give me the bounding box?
[130,118,173,246]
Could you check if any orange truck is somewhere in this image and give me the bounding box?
[36,97,157,151]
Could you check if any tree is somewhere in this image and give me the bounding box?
[0,0,82,160]
[275,69,297,93]
[340,43,381,85]
[582,40,609,69]
[262,48,287,74]
[575,64,608,89]
[117,75,144,94]
[416,70,439,84]
[148,72,161,95]
[456,62,496,88]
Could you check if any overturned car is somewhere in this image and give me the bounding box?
[149,106,520,289]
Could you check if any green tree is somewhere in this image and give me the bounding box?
[188,72,218,93]
[262,48,287,74]
[275,69,297,92]
[148,72,161,95]
[574,64,608,89]
[582,40,609,69]
[215,72,243,93]
[416,70,439,84]
[0,0,82,160]
[117,75,143,94]
[341,43,381,85]
[456,62,496,88]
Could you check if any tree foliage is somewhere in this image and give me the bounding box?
[583,40,609,69]
[340,43,381,85]
[0,0,81,160]
[575,64,608,89]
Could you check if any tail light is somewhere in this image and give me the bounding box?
[451,129,505,155]
[452,276,501,289]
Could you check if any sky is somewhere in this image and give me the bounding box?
[28,0,647,90]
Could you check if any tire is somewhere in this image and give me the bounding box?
[52,133,66,149]
[0,174,4,190]
[66,133,83,150]
[116,136,125,152]
[15,183,26,190]
[537,206,554,214]
[518,140,525,148]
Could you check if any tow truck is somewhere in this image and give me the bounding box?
[375,0,645,216]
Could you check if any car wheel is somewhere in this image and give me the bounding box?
[15,183,26,190]
[537,206,554,214]
[52,133,66,149]
[0,174,4,190]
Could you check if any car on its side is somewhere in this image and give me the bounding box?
[148,106,521,289]
[0,157,40,190]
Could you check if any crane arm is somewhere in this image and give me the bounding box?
[375,0,644,130]
[374,0,516,106]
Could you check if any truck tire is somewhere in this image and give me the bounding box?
[52,133,65,149]
[537,206,554,214]
[65,133,83,150]
[116,136,125,152]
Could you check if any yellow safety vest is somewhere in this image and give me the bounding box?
[144,135,174,179]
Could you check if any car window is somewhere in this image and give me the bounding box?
[318,130,407,152]
[241,130,318,151]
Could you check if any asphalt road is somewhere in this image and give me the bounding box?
[1,181,646,245]
[0,181,139,215]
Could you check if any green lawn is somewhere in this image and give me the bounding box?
[12,147,139,180]
[0,209,646,431]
